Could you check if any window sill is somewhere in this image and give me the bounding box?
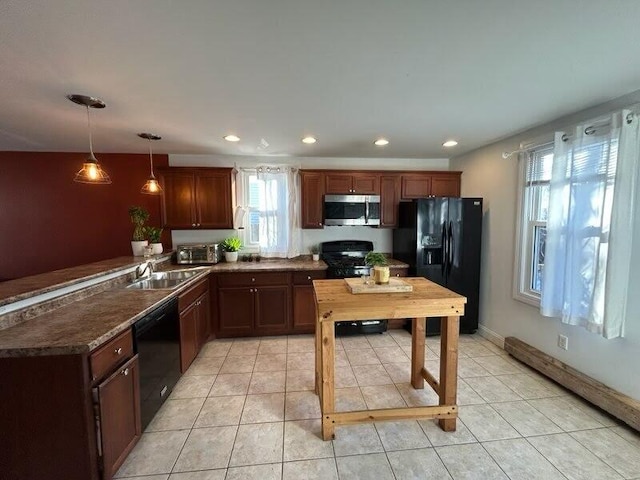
[512,289,541,308]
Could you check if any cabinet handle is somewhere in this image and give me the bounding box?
[121,368,129,376]
[114,347,122,355]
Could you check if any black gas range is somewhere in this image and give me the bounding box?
[321,240,388,335]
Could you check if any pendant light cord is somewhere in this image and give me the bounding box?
[148,138,155,178]
[86,105,96,160]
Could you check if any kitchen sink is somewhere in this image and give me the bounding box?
[126,268,206,290]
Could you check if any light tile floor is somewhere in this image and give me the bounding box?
[115,330,640,480]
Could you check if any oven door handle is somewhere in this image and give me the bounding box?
[364,199,369,224]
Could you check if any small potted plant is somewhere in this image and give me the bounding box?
[365,251,390,285]
[129,206,150,256]
[221,236,242,262]
[147,227,163,255]
[311,245,320,261]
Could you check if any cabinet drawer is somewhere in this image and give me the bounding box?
[90,329,134,383]
[218,272,288,287]
[389,268,408,278]
[178,276,210,312]
[292,270,327,285]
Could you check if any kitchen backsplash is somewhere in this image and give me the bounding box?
[171,226,392,255]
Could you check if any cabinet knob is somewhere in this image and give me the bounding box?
[318,222,322,226]
[395,273,400,277]
[121,368,129,376]
[251,277,255,282]
[192,223,196,227]
[307,276,311,280]
[114,347,122,355]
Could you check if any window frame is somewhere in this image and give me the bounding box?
[512,140,553,307]
[238,169,261,254]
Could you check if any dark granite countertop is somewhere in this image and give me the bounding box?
[0,255,409,358]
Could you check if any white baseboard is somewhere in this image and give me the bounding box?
[478,324,505,349]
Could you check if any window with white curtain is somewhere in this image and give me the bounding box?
[514,109,639,339]
[239,166,301,258]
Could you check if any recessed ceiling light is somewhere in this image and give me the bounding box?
[442,140,458,147]
[374,138,389,146]
[302,136,317,144]
[224,134,240,142]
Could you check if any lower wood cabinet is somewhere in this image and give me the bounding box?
[94,354,141,479]
[217,273,290,337]
[292,271,327,334]
[178,277,211,372]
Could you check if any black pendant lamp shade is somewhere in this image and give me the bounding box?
[67,94,111,184]
[139,133,162,195]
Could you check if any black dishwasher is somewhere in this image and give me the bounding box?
[132,298,181,430]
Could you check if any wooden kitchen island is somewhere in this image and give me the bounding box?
[313,277,466,440]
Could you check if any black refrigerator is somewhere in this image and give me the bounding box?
[393,198,483,335]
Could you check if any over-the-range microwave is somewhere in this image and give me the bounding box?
[323,194,381,226]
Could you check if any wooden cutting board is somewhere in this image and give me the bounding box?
[344,277,414,294]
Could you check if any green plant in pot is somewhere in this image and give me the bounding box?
[129,206,150,256]
[365,251,390,285]
[147,227,163,255]
[310,245,320,261]
[221,236,242,262]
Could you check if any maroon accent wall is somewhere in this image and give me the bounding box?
[0,152,169,281]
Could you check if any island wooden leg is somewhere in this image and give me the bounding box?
[411,317,426,389]
[438,315,459,431]
[320,321,335,440]
[315,314,321,396]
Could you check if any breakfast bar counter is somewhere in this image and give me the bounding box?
[313,277,466,440]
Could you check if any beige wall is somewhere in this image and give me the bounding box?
[450,90,640,400]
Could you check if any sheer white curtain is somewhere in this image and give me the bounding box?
[541,110,639,338]
[255,165,301,258]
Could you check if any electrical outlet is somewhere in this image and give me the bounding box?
[558,334,569,350]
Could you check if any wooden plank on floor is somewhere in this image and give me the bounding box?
[504,336,640,432]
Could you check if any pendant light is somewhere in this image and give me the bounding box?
[138,133,162,195]
[67,94,111,184]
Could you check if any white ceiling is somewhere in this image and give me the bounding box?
[1,1,640,159]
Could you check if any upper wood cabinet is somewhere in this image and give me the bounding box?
[158,168,235,229]
[325,173,379,194]
[379,174,401,228]
[300,171,324,229]
[401,172,462,200]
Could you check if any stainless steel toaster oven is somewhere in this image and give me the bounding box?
[176,243,221,264]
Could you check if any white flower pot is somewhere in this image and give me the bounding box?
[151,243,163,255]
[131,240,148,256]
[224,251,238,262]
[312,253,320,261]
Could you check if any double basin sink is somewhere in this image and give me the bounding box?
[127,268,207,290]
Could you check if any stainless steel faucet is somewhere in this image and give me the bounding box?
[136,261,154,279]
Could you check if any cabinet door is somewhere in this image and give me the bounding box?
[379,174,400,227]
[300,172,324,229]
[96,355,141,480]
[352,173,379,194]
[254,285,289,336]
[218,287,254,337]
[196,292,211,349]
[196,171,233,228]
[292,285,316,333]
[431,174,461,197]
[325,173,353,193]
[401,174,432,199]
[160,172,196,228]
[179,302,199,372]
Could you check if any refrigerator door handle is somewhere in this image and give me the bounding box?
[447,221,454,277]
[441,222,447,277]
